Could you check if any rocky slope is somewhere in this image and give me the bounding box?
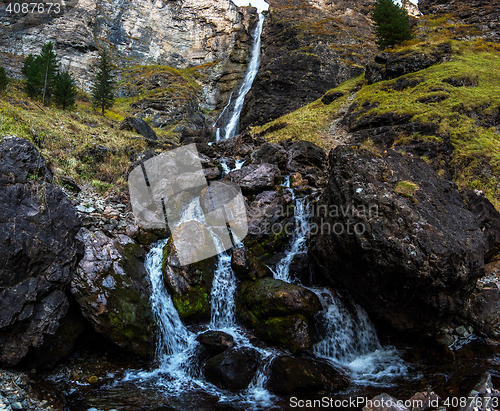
[419,0,500,41]
[0,0,257,115]
[240,0,377,129]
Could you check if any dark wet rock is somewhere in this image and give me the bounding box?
[250,142,288,170]
[204,347,261,391]
[462,190,500,262]
[462,288,500,339]
[321,91,344,105]
[215,131,266,158]
[119,116,157,141]
[0,136,52,184]
[313,146,485,332]
[71,228,155,357]
[224,163,281,194]
[0,137,83,367]
[231,247,273,281]
[237,278,321,352]
[196,331,235,357]
[243,190,293,259]
[268,355,349,395]
[18,307,86,369]
[365,44,452,85]
[417,94,449,104]
[279,139,328,186]
[162,221,216,322]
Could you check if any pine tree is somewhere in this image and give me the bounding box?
[0,67,9,94]
[91,49,115,116]
[22,42,59,103]
[53,70,77,110]
[372,0,413,49]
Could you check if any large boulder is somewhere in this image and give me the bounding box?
[462,286,500,340]
[268,355,349,395]
[313,146,485,331]
[204,346,261,391]
[119,116,157,141]
[224,163,281,194]
[243,190,293,260]
[162,221,216,322]
[236,277,321,352]
[196,330,235,357]
[71,228,155,357]
[0,137,83,366]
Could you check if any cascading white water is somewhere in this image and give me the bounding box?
[273,184,409,385]
[312,288,408,385]
[215,14,265,141]
[274,178,310,282]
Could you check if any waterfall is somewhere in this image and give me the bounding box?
[215,13,265,141]
[273,186,409,385]
[274,178,310,282]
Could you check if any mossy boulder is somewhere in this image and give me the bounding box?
[231,246,272,281]
[71,229,155,358]
[162,221,217,322]
[259,315,312,354]
[236,278,321,352]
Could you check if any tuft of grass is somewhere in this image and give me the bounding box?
[394,181,419,201]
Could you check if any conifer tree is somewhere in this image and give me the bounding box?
[372,0,413,49]
[53,70,77,110]
[0,67,9,94]
[22,42,59,103]
[91,49,115,116]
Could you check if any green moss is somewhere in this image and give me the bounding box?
[394,180,419,202]
[172,285,209,320]
[258,314,311,354]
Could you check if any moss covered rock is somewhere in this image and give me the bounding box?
[231,246,272,281]
[162,221,217,322]
[236,277,321,352]
[71,229,155,358]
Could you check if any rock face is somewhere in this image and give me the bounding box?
[418,0,500,41]
[240,0,377,128]
[0,0,250,81]
[365,44,452,85]
[268,356,349,395]
[0,137,83,366]
[313,146,486,331]
[237,277,321,352]
[71,228,155,357]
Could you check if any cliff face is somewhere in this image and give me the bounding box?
[419,0,500,40]
[240,0,377,129]
[0,0,251,89]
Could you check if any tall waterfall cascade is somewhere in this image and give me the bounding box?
[215,13,265,141]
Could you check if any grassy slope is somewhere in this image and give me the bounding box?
[252,16,500,208]
[0,62,213,194]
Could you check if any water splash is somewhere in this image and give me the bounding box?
[215,14,265,141]
[311,288,408,385]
